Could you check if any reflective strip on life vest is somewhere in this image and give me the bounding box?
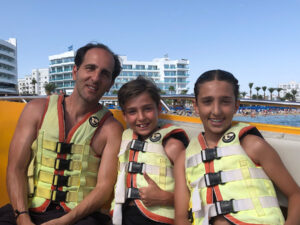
[186,145,246,168]
[193,196,280,225]
[119,162,173,177]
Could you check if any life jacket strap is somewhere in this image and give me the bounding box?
[118,140,166,156]
[41,156,99,173]
[186,145,246,168]
[42,139,86,154]
[193,196,280,225]
[120,162,173,177]
[34,186,84,203]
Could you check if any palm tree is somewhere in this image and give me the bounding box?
[31,78,37,95]
[168,86,175,94]
[248,83,254,99]
[262,86,267,100]
[291,89,298,102]
[254,87,261,96]
[180,90,188,94]
[276,88,283,100]
[268,87,275,101]
[44,83,56,95]
[284,92,293,101]
[240,91,247,98]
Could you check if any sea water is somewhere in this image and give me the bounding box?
[233,114,300,127]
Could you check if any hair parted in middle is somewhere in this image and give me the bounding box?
[194,69,240,102]
[118,76,161,111]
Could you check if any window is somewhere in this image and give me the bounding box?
[136,65,145,70]
[148,65,158,70]
[123,64,132,69]
[164,71,176,76]
[177,64,186,68]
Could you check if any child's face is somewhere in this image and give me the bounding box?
[123,92,161,139]
[194,80,239,139]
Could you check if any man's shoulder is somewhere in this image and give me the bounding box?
[102,115,124,132]
[24,98,48,114]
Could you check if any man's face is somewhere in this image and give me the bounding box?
[72,48,115,104]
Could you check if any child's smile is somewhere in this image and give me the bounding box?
[123,92,161,140]
[195,80,239,143]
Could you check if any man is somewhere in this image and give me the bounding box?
[3,43,123,225]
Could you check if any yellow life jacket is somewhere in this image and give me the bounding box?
[28,95,112,212]
[185,123,284,225]
[113,124,189,225]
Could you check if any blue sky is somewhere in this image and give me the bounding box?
[1,0,300,94]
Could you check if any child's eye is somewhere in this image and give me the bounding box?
[127,110,137,115]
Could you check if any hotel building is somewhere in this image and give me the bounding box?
[112,56,189,95]
[18,68,49,95]
[0,38,18,95]
[278,81,300,101]
[48,51,75,95]
[48,51,189,95]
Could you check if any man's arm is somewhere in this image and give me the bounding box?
[45,117,123,225]
[139,137,186,207]
[7,99,46,225]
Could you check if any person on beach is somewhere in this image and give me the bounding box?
[174,70,300,225]
[1,43,123,225]
[112,76,189,225]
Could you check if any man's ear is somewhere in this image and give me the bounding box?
[72,66,78,81]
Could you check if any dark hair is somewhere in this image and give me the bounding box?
[74,43,122,81]
[194,69,239,101]
[118,76,161,111]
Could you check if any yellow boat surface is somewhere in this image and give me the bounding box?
[1,100,299,208]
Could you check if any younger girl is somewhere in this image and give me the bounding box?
[174,70,300,225]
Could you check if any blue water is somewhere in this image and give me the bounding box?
[233,114,300,127]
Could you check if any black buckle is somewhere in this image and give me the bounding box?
[201,147,219,162]
[53,174,70,187]
[55,158,71,170]
[128,162,144,174]
[56,142,73,154]
[188,208,194,223]
[215,200,235,215]
[130,140,145,152]
[51,190,68,202]
[204,171,223,187]
[127,187,140,199]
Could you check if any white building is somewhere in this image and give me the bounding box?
[278,81,300,101]
[112,56,189,95]
[49,51,75,95]
[48,50,189,95]
[18,68,49,95]
[0,38,18,95]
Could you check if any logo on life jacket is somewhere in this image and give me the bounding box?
[150,132,161,142]
[89,116,100,127]
[222,132,235,143]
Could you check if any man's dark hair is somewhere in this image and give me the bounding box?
[74,43,122,81]
[194,69,239,101]
[118,76,161,111]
